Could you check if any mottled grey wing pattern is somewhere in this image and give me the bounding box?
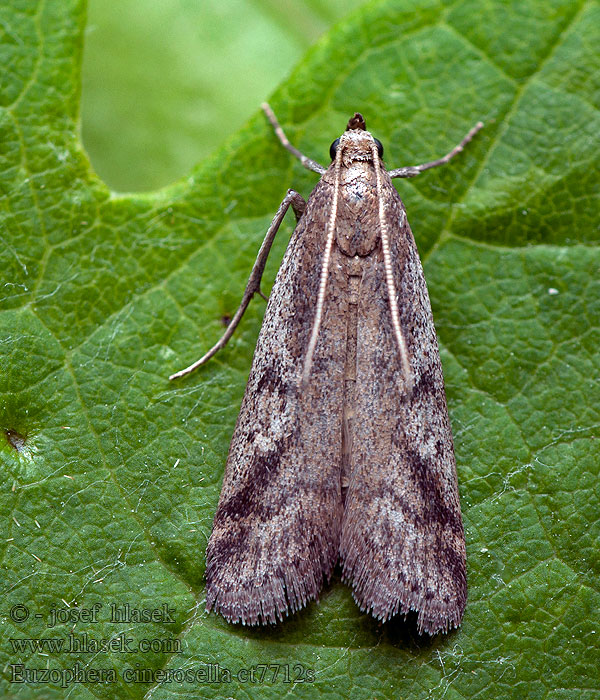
[340,174,466,635]
[205,178,348,625]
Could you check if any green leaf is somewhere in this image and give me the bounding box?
[1,0,598,698]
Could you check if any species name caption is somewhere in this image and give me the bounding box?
[170,103,483,635]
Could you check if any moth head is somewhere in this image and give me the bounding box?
[329,113,384,164]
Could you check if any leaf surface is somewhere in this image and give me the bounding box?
[1,0,598,697]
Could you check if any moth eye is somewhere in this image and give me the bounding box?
[374,138,384,158]
[329,138,340,161]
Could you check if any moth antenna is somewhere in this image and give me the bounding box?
[372,142,413,390]
[301,144,343,386]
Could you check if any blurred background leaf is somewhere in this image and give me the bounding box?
[82,0,365,191]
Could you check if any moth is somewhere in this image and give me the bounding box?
[171,104,482,635]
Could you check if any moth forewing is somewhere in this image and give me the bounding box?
[172,105,481,634]
[338,169,466,634]
[204,173,348,625]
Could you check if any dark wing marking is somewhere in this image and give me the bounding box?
[206,177,347,624]
[340,175,466,635]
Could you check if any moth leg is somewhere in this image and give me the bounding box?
[169,189,306,380]
[262,102,326,175]
[388,120,484,179]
